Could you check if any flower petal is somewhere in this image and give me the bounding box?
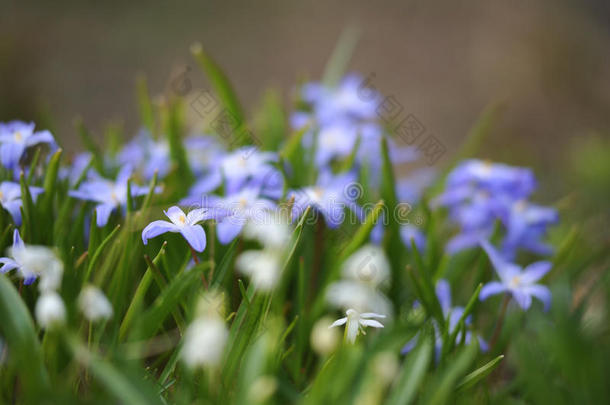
[164,206,186,225]
[521,261,552,284]
[95,204,116,227]
[180,224,207,252]
[216,220,244,244]
[523,284,551,311]
[359,319,384,328]
[142,220,179,244]
[479,281,507,301]
[329,317,347,328]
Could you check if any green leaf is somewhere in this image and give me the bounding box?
[40,149,62,227]
[75,118,103,172]
[322,25,360,87]
[86,224,121,283]
[136,74,156,133]
[456,354,504,392]
[337,200,385,263]
[387,336,432,405]
[131,262,209,339]
[19,172,36,241]
[119,242,167,340]
[0,275,50,401]
[191,43,245,127]
[64,333,163,405]
[423,339,478,405]
[164,100,194,195]
[443,283,482,357]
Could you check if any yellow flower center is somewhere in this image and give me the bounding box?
[13,131,23,142]
[509,275,521,288]
[178,214,186,224]
[239,198,248,208]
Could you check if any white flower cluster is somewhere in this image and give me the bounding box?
[181,293,229,369]
[236,212,291,291]
[325,244,392,343]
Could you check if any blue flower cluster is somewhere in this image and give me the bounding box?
[435,159,558,259]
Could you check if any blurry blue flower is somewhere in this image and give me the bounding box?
[298,74,381,126]
[0,121,57,170]
[444,160,536,199]
[500,200,558,259]
[402,279,488,358]
[0,229,63,287]
[189,147,281,198]
[185,134,225,176]
[69,166,152,227]
[194,187,276,244]
[289,170,363,228]
[142,206,213,252]
[397,167,437,204]
[435,160,556,256]
[0,230,29,282]
[118,130,171,180]
[400,224,426,251]
[480,240,552,311]
[0,181,44,225]
[59,152,93,186]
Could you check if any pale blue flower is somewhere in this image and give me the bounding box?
[188,147,281,198]
[480,240,552,311]
[289,170,363,228]
[142,206,213,252]
[69,166,152,227]
[192,187,276,244]
[118,130,171,180]
[0,181,44,225]
[0,121,57,170]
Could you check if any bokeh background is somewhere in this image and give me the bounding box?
[1,0,609,200]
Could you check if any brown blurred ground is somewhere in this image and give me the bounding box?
[1,0,609,196]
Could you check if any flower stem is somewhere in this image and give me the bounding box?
[489,293,510,350]
[189,246,208,289]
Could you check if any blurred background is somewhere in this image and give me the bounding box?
[1,0,609,199]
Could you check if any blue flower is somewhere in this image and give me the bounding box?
[0,121,57,170]
[69,166,152,227]
[0,230,30,283]
[444,160,536,199]
[188,147,282,198]
[500,200,558,259]
[59,152,93,186]
[480,240,552,311]
[142,206,213,252]
[0,181,44,225]
[191,187,276,244]
[402,279,487,358]
[289,170,363,228]
[434,160,556,256]
[118,130,171,180]
[185,134,226,176]
[297,74,381,126]
[400,224,426,251]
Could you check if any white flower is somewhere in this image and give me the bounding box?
[341,244,390,288]
[242,213,291,249]
[0,230,63,291]
[181,316,228,369]
[310,317,340,355]
[35,291,66,329]
[326,280,392,315]
[248,375,278,403]
[330,309,385,343]
[78,285,113,322]
[236,250,282,291]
